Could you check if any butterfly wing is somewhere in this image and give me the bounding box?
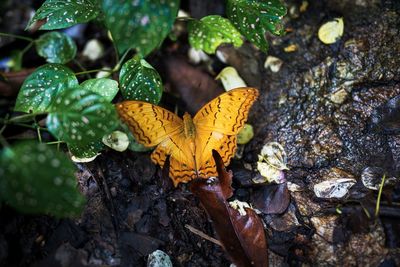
[151,131,197,186]
[193,88,258,172]
[116,101,183,146]
[193,87,259,135]
[116,101,197,186]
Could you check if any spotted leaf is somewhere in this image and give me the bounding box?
[35,31,77,63]
[102,0,179,55]
[68,140,104,158]
[188,15,243,54]
[226,0,287,52]
[15,64,78,113]
[28,0,100,30]
[0,142,85,217]
[80,78,119,102]
[119,57,163,104]
[46,88,119,147]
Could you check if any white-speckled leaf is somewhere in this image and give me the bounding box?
[46,88,119,147]
[0,142,85,217]
[28,0,100,30]
[102,0,179,55]
[226,0,287,52]
[188,15,243,54]
[35,31,77,63]
[68,140,103,160]
[80,78,118,102]
[15,64,78,113]
[120,57,163,104]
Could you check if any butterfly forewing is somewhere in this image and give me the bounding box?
[116,101,183,146]
[193,88,259,135]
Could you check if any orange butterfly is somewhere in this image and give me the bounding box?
[116,87,259,186]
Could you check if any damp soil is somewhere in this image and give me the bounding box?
[1,0,400,266]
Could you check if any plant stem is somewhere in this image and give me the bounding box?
[21,41,34,55]
[46,140,65,145]
[73,59,91,80]
[375,174,386,218]
[75,68,114,76]
[8,112,48,123]
[0,32,33,42]
[114,49,131,71]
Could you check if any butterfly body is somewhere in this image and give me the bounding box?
[117,87,259,186]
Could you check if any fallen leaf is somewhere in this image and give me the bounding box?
[252,183,290,214]
[189,150,268,267]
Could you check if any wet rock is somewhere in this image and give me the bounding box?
[310,215,338,243]
[147,250,172,267]
[369,95,400,134]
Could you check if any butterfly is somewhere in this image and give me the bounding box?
[116,87,259,186]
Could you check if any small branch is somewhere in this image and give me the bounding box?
[185,224,223,247]
[0,32,33,42]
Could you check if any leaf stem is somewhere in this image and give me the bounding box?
[21,41,34,55]
[73,59,91,80]
[8,112,48,123]
[114,49,131,71]
[0,32,34,42]
[75,68,114,76]
[46,140,65,145]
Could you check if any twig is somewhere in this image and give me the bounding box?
[375,174,386,218]
[185,224,223,247]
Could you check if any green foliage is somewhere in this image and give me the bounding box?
[0,142,85,217]
[68,141,104,159]
[46,88,119,148]
[15,64,78,113]
[102,0,179,55]
[120,57,163,104]
[28,0,100,30]
[80,78,119,102]
[188,15,243,54]
[35,31,77,63]
[226,0,287,52]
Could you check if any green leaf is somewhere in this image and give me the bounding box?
[80,78,118,102]
[46,88,119,147]
[226,0,287,52]
[35,31,77,63]
[188,15,243,54]
[0,142,85,217]
[15,64,78,113]
[68,141,104,158]
[120,57,163,104]
[102,0,179,56]
[28,0,100,30]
